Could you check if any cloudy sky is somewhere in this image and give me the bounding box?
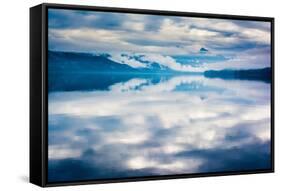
[48,8,271,71]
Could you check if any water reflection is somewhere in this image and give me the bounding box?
[48,74,271,182]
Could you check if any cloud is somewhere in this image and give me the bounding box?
[127,156,202,173]
[138,54,207,72]
[207,46,271,70]
[107,49,270,72]
[48,8,271,59]
[110,78,148,92]
[48,75,271,181]
[49,145,82,159]
[108,53,147,68]
[108,52,208,71]
[47,9,272,180]
[176,141,271,172]
[48,9,124,30]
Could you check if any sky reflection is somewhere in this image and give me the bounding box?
[48,75,271,182]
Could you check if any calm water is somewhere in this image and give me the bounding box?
[48,73,271,182]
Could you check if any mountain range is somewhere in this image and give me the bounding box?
[48,50,179,74]
[48,50,271,91]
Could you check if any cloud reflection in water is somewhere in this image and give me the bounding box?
[48,75,271,182]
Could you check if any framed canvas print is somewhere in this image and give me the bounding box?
[30,3,274,187]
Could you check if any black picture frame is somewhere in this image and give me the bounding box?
[30,3,275,187]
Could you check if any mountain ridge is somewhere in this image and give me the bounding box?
[48,50,201,74]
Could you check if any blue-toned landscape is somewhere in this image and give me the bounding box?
[48,9,271,182]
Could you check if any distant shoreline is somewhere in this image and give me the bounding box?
[204,67,271,83]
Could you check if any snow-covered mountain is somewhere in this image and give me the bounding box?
[48,50,214,73]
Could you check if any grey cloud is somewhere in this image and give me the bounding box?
[48,8,271,57]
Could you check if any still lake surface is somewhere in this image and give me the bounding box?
[48,73,271,182]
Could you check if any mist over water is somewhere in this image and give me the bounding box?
[48,73,271,182]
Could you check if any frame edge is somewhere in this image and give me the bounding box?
[30,4,45,187]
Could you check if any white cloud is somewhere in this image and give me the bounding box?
[49,11,271,57]
[127,156,202,173]
[110,78,148,92]
[48,75,271,174]
[138,54,207,72]
[49,145,82,159]
[107,52,209,72]
[108,53,147,68]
